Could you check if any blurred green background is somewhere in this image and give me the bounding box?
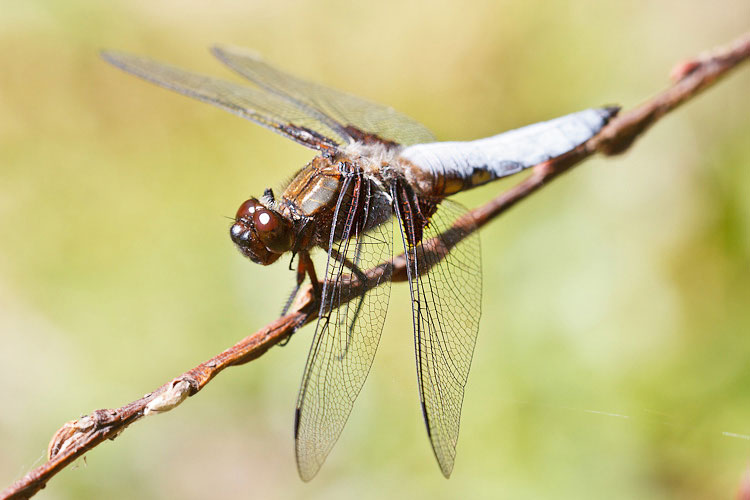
[2,1,749,499]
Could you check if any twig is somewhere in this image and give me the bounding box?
[3,31,749,500]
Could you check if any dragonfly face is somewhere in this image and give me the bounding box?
[102,46,618,480]
[230,197,293,265]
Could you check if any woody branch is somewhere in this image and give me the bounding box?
[3,31,749,500]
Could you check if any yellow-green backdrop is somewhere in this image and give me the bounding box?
[2,1,750,499]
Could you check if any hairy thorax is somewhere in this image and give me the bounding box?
[277,144,412,251]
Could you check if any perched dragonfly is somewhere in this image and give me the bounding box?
[102,47,618,480]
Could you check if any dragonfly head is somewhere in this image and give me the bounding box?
[230,197,293,265]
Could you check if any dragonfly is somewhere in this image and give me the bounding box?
[102,47,618,480]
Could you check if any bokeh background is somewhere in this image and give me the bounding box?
[2,1,749,499]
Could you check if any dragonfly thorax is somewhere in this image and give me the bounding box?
[230,197,294,265]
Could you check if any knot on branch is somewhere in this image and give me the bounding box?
[47,409,118,460]
[144,379,194,415]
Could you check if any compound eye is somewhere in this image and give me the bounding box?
[253,208,279,233]
[235,198,261,220]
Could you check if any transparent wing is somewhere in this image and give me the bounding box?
[101,51,344,151]
[211,45,437,147]
[397,198,482,477]
[295,175,394,481]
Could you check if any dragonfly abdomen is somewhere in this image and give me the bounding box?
[398,107,618,196]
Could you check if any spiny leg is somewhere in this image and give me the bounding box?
[281,252,310,316]
[279,250,321,346]
[281,283,302,317]
[328,247,368,360]
[281,250,323,314]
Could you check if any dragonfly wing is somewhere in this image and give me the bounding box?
[101,51,344,151]
[396,197,482,477]
[211,45,437,147]
[295,174,394,481]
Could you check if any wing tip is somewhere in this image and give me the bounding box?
[294,411,322,482]
[100,49,129,69]
[293,407,315,482]
[437,451,456,478]
[440,464,454,479]
[99,50,158,78]
[420,401,457,478]
[297,464,316,483]
[210,44,264,63]
[295,448,318,482]
[100,50,156,79]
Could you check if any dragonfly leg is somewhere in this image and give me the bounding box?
[299,250,321,299]
[280,282,302,318]
[281,250,322,314]
[280,253,308,317]
[328,248,368,360]
[279,250,321,346]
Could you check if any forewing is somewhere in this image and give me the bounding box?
[295,176,394,481]
[211,45,436,146]
[397,198,481,477]
[101,51,342,151]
